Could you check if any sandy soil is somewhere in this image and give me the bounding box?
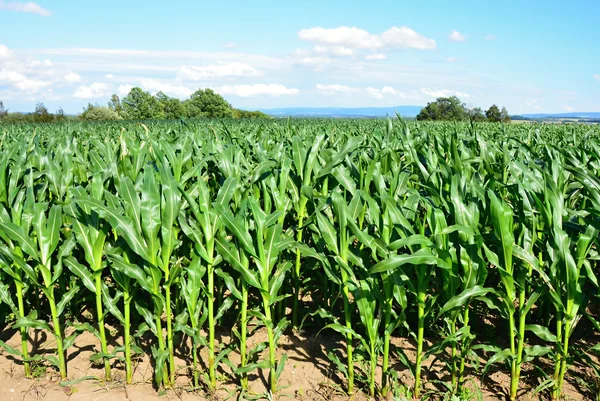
[0,325,591,401]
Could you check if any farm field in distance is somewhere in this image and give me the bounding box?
[0,118,599,401]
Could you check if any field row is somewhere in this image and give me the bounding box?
[0,120,599,400]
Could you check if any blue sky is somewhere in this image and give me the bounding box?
[0,0,599,114]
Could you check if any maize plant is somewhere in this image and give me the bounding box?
[0,119,597,401]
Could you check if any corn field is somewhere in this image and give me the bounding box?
[0,119,600,400]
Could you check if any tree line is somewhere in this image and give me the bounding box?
[416,96,511,122]
[82,87,268,121]
[0,101,71,123]
[0,87,268,123]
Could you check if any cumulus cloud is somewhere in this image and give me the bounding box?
[179,63,260,80]
[313,46,354,56]
[298,26,436,50]
[0,44,13,59]
[73,82,110,99]
[366,86,398,99]
[421,88,470,98]
[594,74,600,82]
[365,53,386,60]
[484,35,497,41]
[105,73,115,79]
[0,68,51,92]
[448,30,466,42]
[290,49,332,70]
[0,1,51,16]
[117,85,134,96]
[218,84,299,97]
[0,43,86,97]
[138,78,193,98]
[316,84,361,95]
[64,71,81,82]
[526,100,542,110]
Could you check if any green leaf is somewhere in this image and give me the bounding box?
[526,324,558,343]
[64,257,96,293]
[370,248,442,274]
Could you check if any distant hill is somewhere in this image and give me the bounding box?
[259,107,600,119]
[521,112,600,119]
[259,106,423,118]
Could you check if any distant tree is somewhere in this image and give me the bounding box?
[468,107,487,122]
[81,104,123,121]
[121,87,164,120]
[485,105,502,122]
[156,92,185,119]
[33,102,53,123]
[55,107,66,122]
[232,109,270,119]
[108,94,123,116]
[501,106,511,123]
[0,100,7,119]
[416,96,468,121]
[485,105,511,122]
[184,89,233,118]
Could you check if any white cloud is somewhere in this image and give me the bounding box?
[562,104,574,112]
[0,1,51,16]
[316,84,361,95]
[0,44,13,59]
[331,46,354,56]
[73,82,110,99]
[30,59,52,67]
[64,71,81,82]
[105,73,115,79]
[526,100,542,110]
[31,48,290,75]
[484,35,497,41]
[179,63,260,80]
[298,26,436,50]
[290,50,332,70]
[421,88,470,98]
[381,27,436,50]
[117,85,133,96]
[218,84,299,97]
[0,68,51,92]
[223,42,238,49]
[366,86,399,99]
[594,74,600,82]
[365,53,386,60]
[446,57,457,63]
[299,26,380,49]
[449,30,466,42]
[312,45,354,57]
[138,78,192,98]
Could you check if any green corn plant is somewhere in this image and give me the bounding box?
[0,189,32,377]
[63,181,112,381]
[535,157,599,400]
[76,160,183,387]
[289,133,324,329]
[178,174,236,390]
[178,254,208,388]
[106,250,140,384]
[314,188,358,394]
[441,175,490,388]
[289,134,362,328]
[215,209,252,390]
[0,187,77,380]
[216,193,294,394]
[482,177,557,401]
